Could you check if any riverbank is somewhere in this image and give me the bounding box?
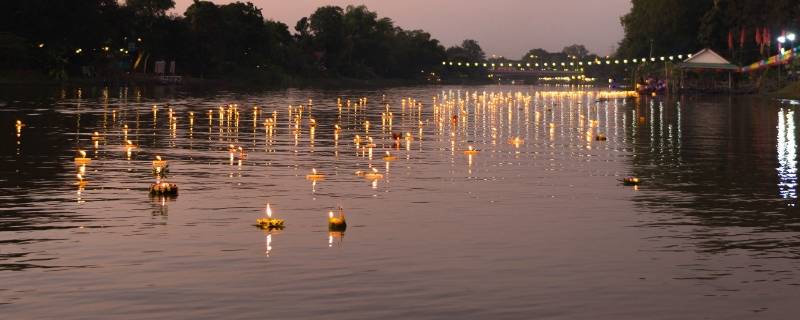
[775,81,800,100]
[0,70,438,90]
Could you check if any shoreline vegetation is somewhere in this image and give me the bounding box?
[2,0,800,99]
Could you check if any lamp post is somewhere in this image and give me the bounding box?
[778,35,787,87]
[787,33,796,82]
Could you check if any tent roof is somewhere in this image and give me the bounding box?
[677,48,739,70]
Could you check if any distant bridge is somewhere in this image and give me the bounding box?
[490,68,582,78]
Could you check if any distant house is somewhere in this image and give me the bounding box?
[677,49,740,92]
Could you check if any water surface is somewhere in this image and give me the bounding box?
[1,85,799,319]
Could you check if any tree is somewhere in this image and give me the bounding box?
[125,0,175,17]
[562,44,589,59]
[617,0,712,58]
[446,39,485,62]
[308,6,346,72]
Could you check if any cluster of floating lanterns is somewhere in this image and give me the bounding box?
[12,87,653,250]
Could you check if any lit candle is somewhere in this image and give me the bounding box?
[306,168,324,181]
[364,167,383,181]
[463,145,480,155]
[15,120,23,137]
[382,151,396,161]
[74,150,91,165]
[328,208,347,231]
[256,203,285,229]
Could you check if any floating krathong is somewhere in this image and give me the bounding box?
[622,176,641,186]
[328,208,347,231]
[306,168,325,181]
[595,133,607,141]
[508,137,524,147]
[463,145,480,155]
[149,182,179,196]
[382,151,396,161]
[256,203,285,229]
[363,167,383,180]
[74,150,91,165]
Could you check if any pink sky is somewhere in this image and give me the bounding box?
[171,0,631,58]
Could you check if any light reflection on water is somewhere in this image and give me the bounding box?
[777,108,797,202]
[1,86,799,319]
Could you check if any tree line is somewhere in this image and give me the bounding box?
[0,0,452,83]
[616,0,800,64]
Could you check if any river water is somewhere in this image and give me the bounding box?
[1,85,799,319]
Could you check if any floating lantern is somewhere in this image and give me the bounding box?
[152,155,168,177]
[15,120,24,137]
[306,168,324,181]
[365,137,376,148]
[149,182,178,196]
[363,167,384,180]
[152,155,167,168]
[328,208,347,231]
[622,176,641,186]
[463,145,480,155]
[382,151,396,161]
[256,203,285,229]
[74,150,91,165]
[595,133,607,141]
[508,137,524,147]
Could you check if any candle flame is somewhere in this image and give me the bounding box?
[329,211,334,218]
[312,168,317,174]
[156,155,162,161]
[79,150,86,158]
[76,174,83,181]
[266,203,272,218]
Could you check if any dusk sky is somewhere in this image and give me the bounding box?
[171,0,631,58]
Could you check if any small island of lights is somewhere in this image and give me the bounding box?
[328,208,347,231]
[463,145,480,155]
[595,133,607,141]
[508,137,524,147]
[622,176,641,186]
[363,167,383,180]
[382,151,396,161]
[74,150,91,165]
[149,181,179,196]
[306,168,325,181]
[256,203,285,230]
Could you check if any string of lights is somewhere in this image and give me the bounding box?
[442,53,695,69]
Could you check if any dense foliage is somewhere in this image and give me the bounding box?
[0,0,449,83]
[617,0,800,63]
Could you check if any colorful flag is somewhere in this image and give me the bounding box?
[755,28,761,46]
[739,27,746,48]
[728,31,733,50]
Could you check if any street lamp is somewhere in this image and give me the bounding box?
[777,32,797,86]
